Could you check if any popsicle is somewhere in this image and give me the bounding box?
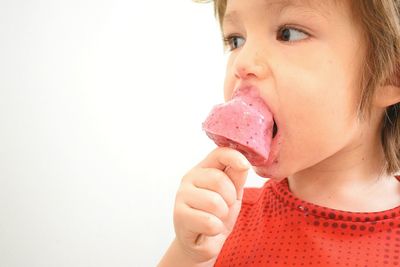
[202,86,274,166]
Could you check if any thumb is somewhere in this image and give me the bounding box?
[223,166,249,200]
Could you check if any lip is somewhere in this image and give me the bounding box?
[267,127,281,166]
[272,120,278,138]
[232,84,276,114]
[232,83,281,167]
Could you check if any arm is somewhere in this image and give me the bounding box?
[157,238,216,267]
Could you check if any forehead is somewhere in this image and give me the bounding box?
[225,0,337,11]
[222,0,340,25]
[263,0,330,10]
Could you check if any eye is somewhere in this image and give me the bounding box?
[277,26,309,42]
[223,35,245,51]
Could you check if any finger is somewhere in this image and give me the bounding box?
[197,147,250,200]
[192,168,237,207]
[224,166,249,200]
[198,147,250,172]
[177,203,224,237]
[184,185,230,220]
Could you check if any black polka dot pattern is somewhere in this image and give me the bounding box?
[214,178,400,266]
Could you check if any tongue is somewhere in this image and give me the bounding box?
[202,86,274,166]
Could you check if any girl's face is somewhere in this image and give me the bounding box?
[222,0,374,179]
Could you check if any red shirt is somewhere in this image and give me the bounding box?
[215,178,400,267]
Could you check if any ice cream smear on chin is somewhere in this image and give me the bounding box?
[202,86,275,166]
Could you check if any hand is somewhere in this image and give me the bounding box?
[173,147,250,264]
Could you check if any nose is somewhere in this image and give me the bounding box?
[233,45,270,80]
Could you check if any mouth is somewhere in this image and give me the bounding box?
[272,119,278,139]
[264,117,281,169]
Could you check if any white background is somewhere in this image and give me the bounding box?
[0,1,267,266]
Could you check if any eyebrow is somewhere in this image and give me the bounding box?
[222,11,240,29]
[222,0,329,29]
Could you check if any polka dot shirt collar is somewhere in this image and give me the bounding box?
[270,177,400,223]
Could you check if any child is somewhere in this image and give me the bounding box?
[159,0,400,266]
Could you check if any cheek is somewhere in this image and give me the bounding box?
[277,52,360,125]
[223,57,237,101]
[283,75,355,136]
[276,65,360,162]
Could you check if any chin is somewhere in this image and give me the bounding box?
[253,165,287,181]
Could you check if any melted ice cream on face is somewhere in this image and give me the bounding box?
[202,86,274,166]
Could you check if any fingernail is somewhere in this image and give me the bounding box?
[239,158,250,169]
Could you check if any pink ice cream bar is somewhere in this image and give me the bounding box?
[202,86,274,166]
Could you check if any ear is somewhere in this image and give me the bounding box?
[373,84,400,108]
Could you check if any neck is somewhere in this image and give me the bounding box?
[288,129,400,212]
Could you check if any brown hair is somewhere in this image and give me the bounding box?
[197,0,400,175]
